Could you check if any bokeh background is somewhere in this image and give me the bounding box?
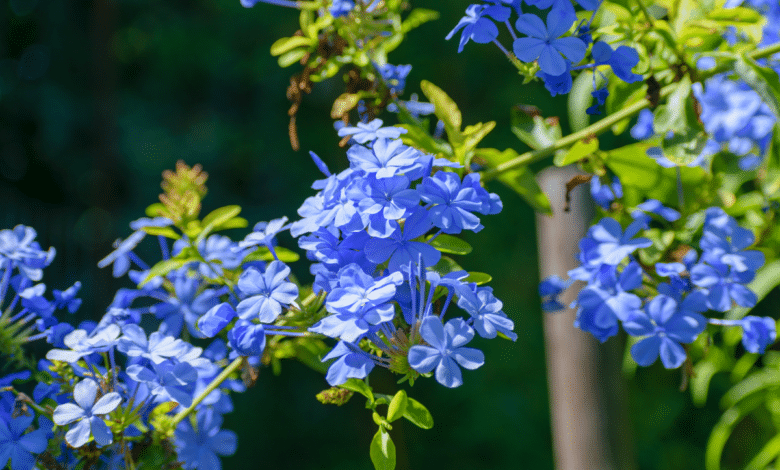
[0,0,763,468]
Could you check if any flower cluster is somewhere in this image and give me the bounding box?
[294,119,515,388]
[448,0,642,99]
[541,206,775,369]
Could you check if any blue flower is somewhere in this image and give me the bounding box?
[337,119,407,144]
[631,109,655,140]
[377,64,412,95]
[632,199,681,222]
[740,316,776,353]
[126,360,198,407]
[587,217,652,266]
[52,379,122,448]
[456,286,517,340]
[0,225,56,282]
[0,413,47,470]
[117,324,188,364]
[364,208,441,271]
[52,281,82,313]
[227,320,267,356]
[322,340,376,386]
[408,317,485,388]
[574,262,644,342]
[174,409,237,470]
[329,0,354,17]
[591,41,642,83]
[539,66,573,96]
[590,176,622,209]
[236,261,298,323]
[46,324,121,364]
[98,230,146,278]
[346,138,422,179]
[238,217,290,250]
[513,8,586,76]
[446,4,511,53]
[198,303,238,338]
[418,171,486,234]
[623,293,708,368]
[539,275,570,311]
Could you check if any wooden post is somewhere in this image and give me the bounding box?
[536,166,636,470]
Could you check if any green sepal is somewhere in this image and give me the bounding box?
[270,36,315,57]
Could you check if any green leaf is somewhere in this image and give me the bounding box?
[401,8,440,33]
[427,234,472,255]
[653,76,692,135]
[387,390,408,422]
[140,226,180,239]
[475,148,552,214]
[568,69,604,133]
[215,217,248,231]
[703,7,765,43]
[734,55,780,119]
[331,93,360,119]
[140,258,189,287]
[243,246,300,263]
[431,256,463,275]
[554,137,599,167]
[465,272,492,285]
[270,36,315,56]
[278,49,308,68]
[420,81,462,136]
[202,205,242,229]
[706,393,766,470]
[660,129,710,167]
[340,378,373,401]
[370,428,396,470]
[145,203,167,218]
[398,123,451,156]
[606,79,647,135]
[510,106,561,150]
[402,397,434,429]
[745,434,780,470]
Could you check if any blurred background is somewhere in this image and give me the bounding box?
[0,0,753,468]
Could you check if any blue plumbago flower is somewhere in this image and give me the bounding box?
[0,412,47,470]
[623,293,708,368]
[377,64,412,95]
[446,4,511,53]
[129,216,173,231]
[227,320,267,356]
[699,208,764,273]
[631,109,655,140]
[408,316,485,388]
[338,119,407,144]
[236,261,298,323]
[690,262,757,311]
[574,262,644,342]
[456,286,517,340]
[177,235,247,279]
[98,230,146,278]
[388,94,436,118]
[310,264,402,342]
[53,379,122,448]
[364,208,442,272]
[347,138,422,179]
[329,0,355,17]
[418,171,496,234]
[20,284,55,322]
[152,268,222,338]
[46,324,121,364]
[322,340,376,386]
[52,281,82,313]
[238,217,290,250]
[348,175,420,238]
[631,199,681,223]
[0,225,56,282]
[586,218,652,266]
[539,275,570,311]
[591,41,642,83]
[513,7,586,76]
[240,0,300,8]
[587,87,609,115]
[117,324,188,364]
[740,316,776,353]
[127,360,199,407]
[175,408,237,470]
[198,303,238,338]
[539,65,573,96]
[590,175,622,209]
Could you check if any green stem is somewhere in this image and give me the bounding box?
[634,0,655,26]
[171,357,243,426]
[482,41,780,181]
